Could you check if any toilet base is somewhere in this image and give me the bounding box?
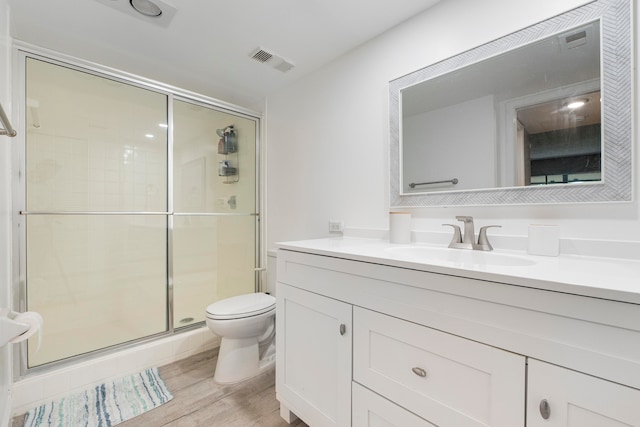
[213,337,276,384]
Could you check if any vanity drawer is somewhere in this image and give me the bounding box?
[353,307,525,427]
[352,382,435,427]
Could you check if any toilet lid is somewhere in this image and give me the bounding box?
[206,292,276,320]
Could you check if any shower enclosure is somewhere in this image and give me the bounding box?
[16,54,260,371]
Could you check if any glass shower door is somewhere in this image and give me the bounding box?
[21,56,261,370]
[172,100,258,327]
[24,58,169,367]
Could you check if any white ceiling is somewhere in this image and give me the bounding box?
[8,0,441,108]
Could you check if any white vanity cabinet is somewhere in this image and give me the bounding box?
[275,245,640,427]
[276,283,352,427]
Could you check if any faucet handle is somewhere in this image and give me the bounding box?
[477,225,502,251]
[442,224,462,246]
[455,215,474,222]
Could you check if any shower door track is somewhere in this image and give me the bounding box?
[20,211,258,216]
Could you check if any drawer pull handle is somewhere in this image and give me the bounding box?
[539,399,551,420]
[339,324,346,335]
[412,367,427,378]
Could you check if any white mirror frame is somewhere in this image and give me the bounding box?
[390,0,631,207]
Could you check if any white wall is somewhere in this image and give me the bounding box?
[0,0,13,423]
[403,95,496,192]
[266,0,639,250]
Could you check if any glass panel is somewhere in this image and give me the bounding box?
[24,58,169,367]
[26,215,167,367]
[173,100,256,213]
[25,58,168,212]
[173,215,256,327]
[173,100,258,327]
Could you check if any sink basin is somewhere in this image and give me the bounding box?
[385,246,536,267]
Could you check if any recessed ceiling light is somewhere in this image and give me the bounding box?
[94,0,177,27]
[130,0,162,17]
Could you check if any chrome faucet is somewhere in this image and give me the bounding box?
[457,216,476,248]
[443,216,501,251]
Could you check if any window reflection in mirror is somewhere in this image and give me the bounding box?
[517,91,601,186]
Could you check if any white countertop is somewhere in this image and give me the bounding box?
[277,237,640,304]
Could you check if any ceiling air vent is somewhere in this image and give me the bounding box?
[565,30,587,44]
[250,47,295,73]
[559,26,590,50]
[251,48,273,63]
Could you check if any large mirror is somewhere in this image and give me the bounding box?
[390,0,631,207]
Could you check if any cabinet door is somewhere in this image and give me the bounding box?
[276,283,352,427]
[353,382,436,427]
[527,359,640,427]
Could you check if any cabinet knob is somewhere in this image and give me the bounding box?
[412,367,427,378]
[539,399,551,420]
[339,324,346,335]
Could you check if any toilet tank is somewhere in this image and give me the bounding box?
[266,250,277,296]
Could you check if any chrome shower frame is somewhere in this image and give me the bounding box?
[11,42,263,379]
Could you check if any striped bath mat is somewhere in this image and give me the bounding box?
[23,367,173,427]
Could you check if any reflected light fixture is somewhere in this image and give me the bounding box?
[567,99,588,109]
[145,134,155,138]
[130,0,162,17]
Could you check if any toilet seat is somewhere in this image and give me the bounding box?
[206,292,276,320]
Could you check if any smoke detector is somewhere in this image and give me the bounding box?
[250,47,295,73]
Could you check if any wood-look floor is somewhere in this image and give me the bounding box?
[13,350,308,427]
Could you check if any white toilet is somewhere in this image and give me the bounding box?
[205,292,276,384]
